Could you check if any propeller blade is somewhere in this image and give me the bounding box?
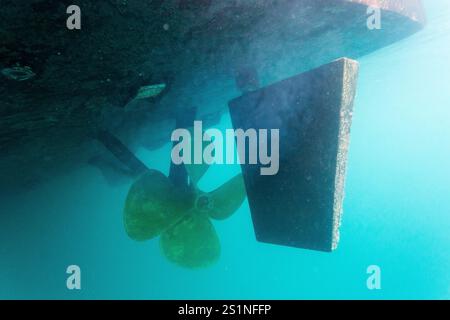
[206,174,246,220]
[184,129,214,186]
[123,170,192,241]
[160,213,220,268]
[185,163,209,187]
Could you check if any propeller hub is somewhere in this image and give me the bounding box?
[195,194,214,212]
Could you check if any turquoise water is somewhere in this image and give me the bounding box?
[1,0,449,299]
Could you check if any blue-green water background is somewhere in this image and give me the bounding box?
[1,0,449,299]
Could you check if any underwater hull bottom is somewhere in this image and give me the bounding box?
[229,58,359,252]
